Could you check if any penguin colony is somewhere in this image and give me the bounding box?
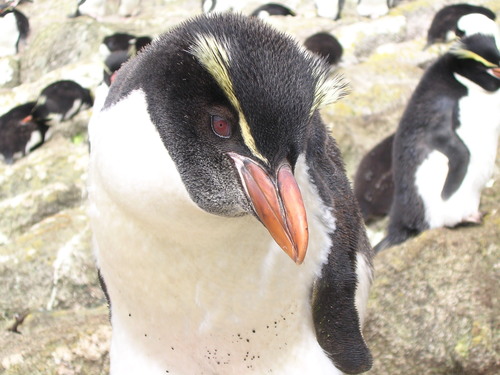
[1,1,500,373]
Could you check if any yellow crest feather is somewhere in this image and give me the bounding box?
[189,34,268,164]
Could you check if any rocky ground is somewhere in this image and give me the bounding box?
[0,0,499,374]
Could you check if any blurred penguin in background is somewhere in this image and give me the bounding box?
[304,32,343,65]
[375,19,500,252]
[425,3,496,49]
[0,1,29,57]
[250,3,296,18]
[0,102,49,164]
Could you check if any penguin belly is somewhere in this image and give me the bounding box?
[88,91,345,375]
[0,12,20,57]
[415,84,500,229]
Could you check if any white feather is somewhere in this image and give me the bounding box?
[88,89,365,374]
[415,73,500,228]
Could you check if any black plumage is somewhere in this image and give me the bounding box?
[354,133,394,223]
[0,102,49,164]
[425,3,496,48]
[304,32,343,65]
[250,3,296,17]
[375,33,500,252]
[0,4,29,54]
[91,13,373,374]
[32,80,93,123]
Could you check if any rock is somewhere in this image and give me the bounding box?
[0,56,20,88]
[19,17,105,83]
[365,206,500,375]
[0,0,499,373]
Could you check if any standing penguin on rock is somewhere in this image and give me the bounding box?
[0,2,29,57]
[88,13,373,375]
[375,23,500,252]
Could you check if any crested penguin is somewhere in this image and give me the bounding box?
[375,26,500,252]
[100,32,152,60]
[314,0,345,20]
[88,13,373,375]
[201,0,241,14]
[425,3,496,49]
[0,3,29,57]
[0,102,49,164]
[32,80,93,124]
[304,32,343,66]
[354,133,394,224]
[356,0,395,19]
[250,3,296,18]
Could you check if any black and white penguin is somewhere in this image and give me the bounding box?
[32,80,93,124]
[0,3,29,57]
[250,3,296,18]
[315,0,345,20]
[425,3,496,49]
[356,0,396,19]
[100,32,152,60]
[72,0,107,18]
[354,133,394,224]
[0,102,49,164]
[375,27,500,252]
[201,0,240,14]
[304,32,343,66]
[88,13,373,375]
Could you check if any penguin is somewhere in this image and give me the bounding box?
[88,13,373,375]
[304,32,343,65]
[356,0,396,19]
[250,3,296,18]
[103,50,129,86]
[0,102,49,164]
[100,32,152,60]
[314,0,345,20]
[375,27,500,252]
[32,80,93,124]
[201,0,240,14]
[354,133,394,224]
[0,3,29,57]
[425,3,496,49]
[72,0,109,19]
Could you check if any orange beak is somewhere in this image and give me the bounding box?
[20,115,33,124]
[228,152,309,264]
[491,67,500,79]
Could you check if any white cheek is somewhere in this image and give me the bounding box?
[88,89,197,230]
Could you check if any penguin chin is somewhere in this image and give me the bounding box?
[191,195,251,218]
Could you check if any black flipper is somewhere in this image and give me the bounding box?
[426,111,470,200]
[306,118,373,374]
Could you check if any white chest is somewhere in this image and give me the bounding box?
[0,13,20,57]
[415,76,500,228]
[87,91,343,374]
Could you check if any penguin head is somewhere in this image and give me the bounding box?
[451,29,500,92]
[104,13,347,264]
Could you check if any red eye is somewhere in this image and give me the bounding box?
[211,115,231,138]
